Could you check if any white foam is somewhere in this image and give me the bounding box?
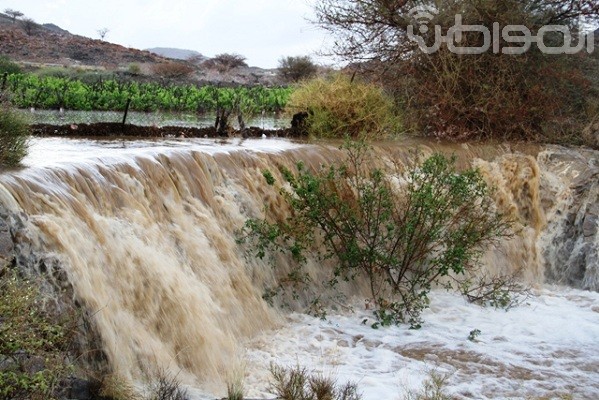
[242,287,599,399]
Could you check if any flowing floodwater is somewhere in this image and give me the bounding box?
[0,137,597,399]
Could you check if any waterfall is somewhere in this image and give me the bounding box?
[0,138,596,393]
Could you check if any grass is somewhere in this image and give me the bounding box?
[0,268,75,399]
[268,364,361,400]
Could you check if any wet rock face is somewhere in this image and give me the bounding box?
[541,148,599,291]
[0,215,13,270]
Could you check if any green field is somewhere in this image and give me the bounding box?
[2,73,293,114]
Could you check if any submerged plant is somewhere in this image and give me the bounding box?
[269,364,361,400]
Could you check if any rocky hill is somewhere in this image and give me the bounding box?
[0,13,281,85]
[0,13,164,67]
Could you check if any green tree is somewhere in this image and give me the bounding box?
[278,56,318,83]
[241,141,516,327]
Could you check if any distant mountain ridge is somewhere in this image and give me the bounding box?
[146,47,206,61]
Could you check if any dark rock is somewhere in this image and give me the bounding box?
[583,215,598,237]
[61,377,104,400]
[22,355,46,374]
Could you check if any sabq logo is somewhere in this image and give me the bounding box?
[407,7,595,55]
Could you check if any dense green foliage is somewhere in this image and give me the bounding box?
[3,73,292,113]
[241,141,516,327]
[0,102,29,166]
[286,74,401,138]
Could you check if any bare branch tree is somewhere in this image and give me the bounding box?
[97,27,109,41]
[3,8,23,23]
[203,53,248,73]
[20,17,38,36]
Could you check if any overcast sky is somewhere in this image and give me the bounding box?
[2,0,332,68]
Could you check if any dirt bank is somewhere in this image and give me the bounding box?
[30,122,303,139]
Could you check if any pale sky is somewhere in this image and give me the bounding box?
[1,0,332,68]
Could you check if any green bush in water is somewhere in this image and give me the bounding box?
[0,102,29,166]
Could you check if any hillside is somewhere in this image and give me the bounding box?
[0,13,281,85]
[0,13,165,68]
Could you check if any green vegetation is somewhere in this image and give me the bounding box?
[3,73,292,113]
[278,56,318,83]
[0,57,21,76]
[241,141,519,327]
[0,101,29,166]
[286,74,400,138]
[0,269,75,399]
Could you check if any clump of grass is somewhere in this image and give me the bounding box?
[0,101,29,166]
[404,370,453,400]
[226,363,245,400]
[227,379,244,400]
[269,364,361,400]
[285,73,401,138]
[98,374,142,400]
[148,369,188,400]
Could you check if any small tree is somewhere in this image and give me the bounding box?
[97,27,109,41]
[278,56,318,82]
[20,17,38,36]
[241,141,517,327]
[203,53,248,73]
[3,8,23,23]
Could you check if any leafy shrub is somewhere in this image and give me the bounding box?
[269,364,361,400]
[127,63,142,76]
[278,56,318,83]
[241,141,516,327]
[0,56,21,75]
[285,74,400,138]
[0,102,29,166]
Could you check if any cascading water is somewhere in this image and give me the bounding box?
[0,137,597,397]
